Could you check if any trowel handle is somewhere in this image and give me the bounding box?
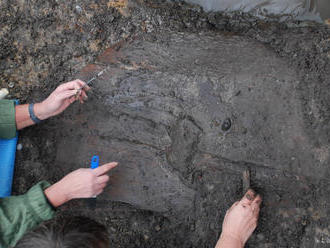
[90,155,99,169]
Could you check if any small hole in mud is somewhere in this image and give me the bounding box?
[221,118,232,131]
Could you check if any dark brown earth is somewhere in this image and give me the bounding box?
[1,0,330,247]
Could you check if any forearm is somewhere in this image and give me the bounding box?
[15,80,88,130]
[15,103,48,130]
[215,234,244,248]
[15,104,34,130]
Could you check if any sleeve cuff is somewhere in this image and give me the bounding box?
[0,100,17,139]
[0,181,55,247]
[25,181,56,222]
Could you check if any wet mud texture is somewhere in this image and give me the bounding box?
[1,0,330,247]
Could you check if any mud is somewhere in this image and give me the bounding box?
[1,0,330,247]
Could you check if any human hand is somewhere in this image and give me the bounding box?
[44,162,118,208]
[34,79,90,120]
[216,189,262,248]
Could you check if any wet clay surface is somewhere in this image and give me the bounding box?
[1,0,330,247]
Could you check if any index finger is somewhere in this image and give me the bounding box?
[57,79,88,92]
[93,162,118,176]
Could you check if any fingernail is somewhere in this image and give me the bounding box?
[245,189,256,201]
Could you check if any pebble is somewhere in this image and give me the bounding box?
[0,88,9,100]
[155,225,161,231]
[75,5,83,14]
[17,143,23,150]
[325,19,330,26]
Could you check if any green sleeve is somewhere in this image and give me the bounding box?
[0,100,17,139]
[0,181,56,247]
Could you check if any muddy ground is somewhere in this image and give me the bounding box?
[1,0,330,247]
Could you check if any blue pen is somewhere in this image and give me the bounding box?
[91,155,99,169]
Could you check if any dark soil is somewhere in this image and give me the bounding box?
[1,0,330,247]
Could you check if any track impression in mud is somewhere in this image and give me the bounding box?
[35,29,326,246]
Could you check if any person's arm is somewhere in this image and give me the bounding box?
[0,162,117,247]
[215,190,262,248]
[0,181,55,247]
[44,162,118,207]
[15,79,89,130]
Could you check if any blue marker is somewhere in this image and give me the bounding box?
[90,155,99,200]
[91,155,99,169]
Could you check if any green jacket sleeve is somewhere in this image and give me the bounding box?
[0,181,55,247]
[0,100,16,139]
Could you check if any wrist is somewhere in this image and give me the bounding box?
[34,102,50,120]
[216,233,244,248]
[44,181,71,208]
